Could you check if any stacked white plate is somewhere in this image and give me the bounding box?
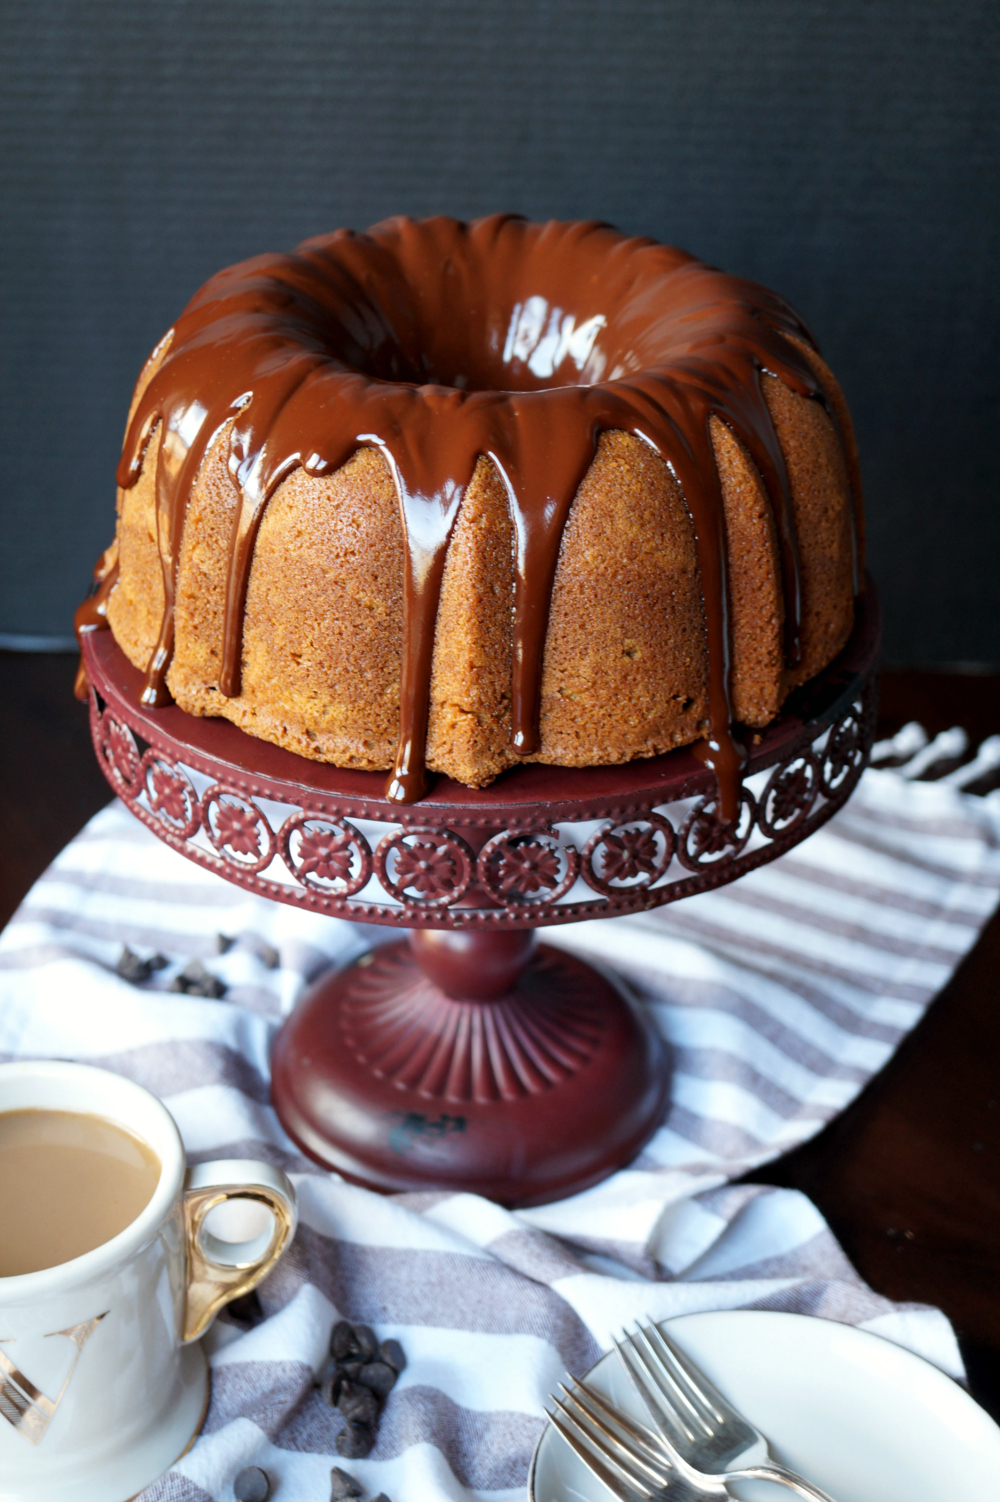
[529,1312,1000,1501]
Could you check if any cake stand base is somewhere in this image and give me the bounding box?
[80,583,878,1206]
[270,930,669,1206]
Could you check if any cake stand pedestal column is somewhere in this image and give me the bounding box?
[80,583,878,1207]
[271,928,668,1205]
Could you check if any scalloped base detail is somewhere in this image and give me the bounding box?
[271,940,670,1206]
[342,945,605,1102]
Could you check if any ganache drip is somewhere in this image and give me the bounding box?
[87,215,860,818]
[73,553,120,701]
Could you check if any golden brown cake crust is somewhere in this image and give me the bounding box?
[529,431,707,767]
[93,216,863,799]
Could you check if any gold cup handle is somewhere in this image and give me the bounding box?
[181,1160,297,1343]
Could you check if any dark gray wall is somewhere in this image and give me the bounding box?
[2,0,997,662]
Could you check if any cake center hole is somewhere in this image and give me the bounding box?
[338,292,613,394]
[494,297,609,388]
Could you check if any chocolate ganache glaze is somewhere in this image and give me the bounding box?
[77,215,860,816]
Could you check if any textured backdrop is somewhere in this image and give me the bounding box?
[1,0,997,662]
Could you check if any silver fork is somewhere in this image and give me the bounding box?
[615,1323,838,1502]
[546,1377,728,1501]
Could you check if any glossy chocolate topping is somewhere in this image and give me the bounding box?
[88,215,858,815]
[73,551,119,701]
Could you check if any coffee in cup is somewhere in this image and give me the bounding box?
[0,1109,161,1276]
[0,1060,297,1502]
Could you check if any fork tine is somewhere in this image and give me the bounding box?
[642,1323,731,1429]
[645,1324,732,1425]
[547,1403,651,1501]
[549,1393,657,1499]
[633,1324,718,1432]
[557,1386,672,1490]
[569,1379,674,1470]
[614,1331,700,1445]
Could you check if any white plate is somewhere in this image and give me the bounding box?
[528,1310,1000,1502]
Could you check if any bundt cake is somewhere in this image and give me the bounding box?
[77,215,863,817]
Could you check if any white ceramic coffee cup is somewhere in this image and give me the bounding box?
[0,1060,297,1502]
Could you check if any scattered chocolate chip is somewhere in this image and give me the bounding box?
[329,1467,363,1499]
[116,946,152,984]
[117,948,171,984]
[371,1495,393,1502]
[233,1466,271,1502]
[331,1320,356,1361]
[320,1363,344,1407]
[358,1360,396,1399]
[169,958,227,998]
[379,1338,407,1374]
[335,1421,374,1459]
[226,1290,264,1326]
[258,941,280,970]
[216,933,235,953]
[353,1323,379,1358]
[338,1380,379,1428]
[325,1322,404,1460]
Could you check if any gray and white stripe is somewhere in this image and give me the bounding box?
[0,749,997,1501]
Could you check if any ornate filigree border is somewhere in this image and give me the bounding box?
[87,680,877,928]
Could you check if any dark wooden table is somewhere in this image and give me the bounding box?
[3,651,1000,1421]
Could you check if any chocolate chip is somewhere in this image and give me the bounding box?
[331,1319,357,1361]
[358,1360,396,1399]
[335,1421,374,1459]
[320,1363,343,1407]
[233,1466,271,1502]
[337,1380,379,1428]
[116,946,152,984]
[226,1290,263,1326]
[258,941,280,970]
[148,952,169,970]
[335,1357,362,1379]
[378,1338,407,1374]
[170,958,227,998]
[371,1495,393,1502]
[191,960,227,997]
[352,1323,379,1358]
[329,1466,362,1498]
[215,933,235,953]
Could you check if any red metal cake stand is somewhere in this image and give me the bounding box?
[81,586,878,1206]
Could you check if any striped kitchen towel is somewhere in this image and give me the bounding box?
[0,740,998,1501]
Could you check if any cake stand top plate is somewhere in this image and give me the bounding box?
[81,584,879,928]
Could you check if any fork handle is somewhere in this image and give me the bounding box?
[725,1463,838,1501]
